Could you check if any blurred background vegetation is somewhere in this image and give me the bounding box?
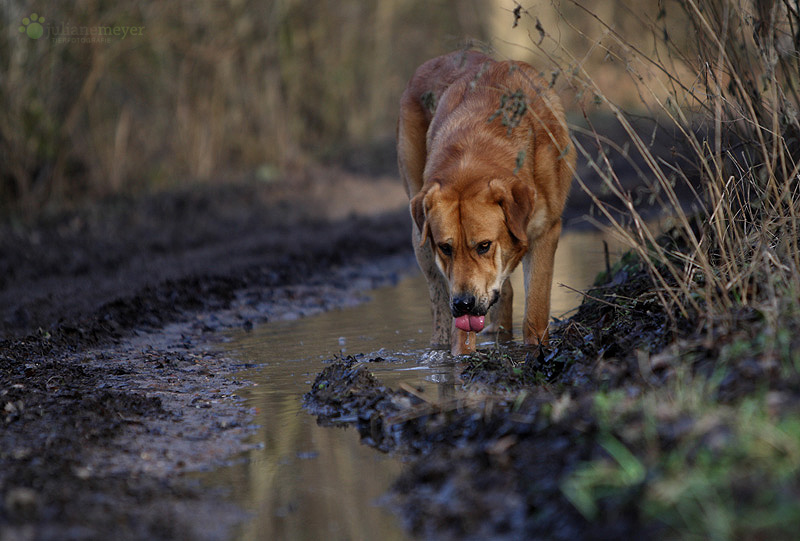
[1,0,696,212]
[1,0,780,213]
[0,0,489,210]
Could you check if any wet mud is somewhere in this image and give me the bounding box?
[0,168,413,540]
[303,226,800,540]
[302,255,671,540]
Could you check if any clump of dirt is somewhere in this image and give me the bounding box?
[305,357,391,420]
[304,354,652,539]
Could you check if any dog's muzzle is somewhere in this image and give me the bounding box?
[451,289,500,318]
[451,294,477,317]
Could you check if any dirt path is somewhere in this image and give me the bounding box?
[0,168,416,540]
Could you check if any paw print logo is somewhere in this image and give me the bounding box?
[19,13,45,40]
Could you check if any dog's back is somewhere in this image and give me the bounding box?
[397,50,490,197]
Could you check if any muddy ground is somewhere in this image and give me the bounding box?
[0,122,697,540]
[303,218,800,539]
[0,165,418,540]
[302,235,800,540]
[303,259,671,540]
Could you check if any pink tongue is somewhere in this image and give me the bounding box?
[454,314,485,332]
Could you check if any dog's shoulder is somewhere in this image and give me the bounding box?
[401,50,493,118]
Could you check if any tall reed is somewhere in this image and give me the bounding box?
[513,0,800,331]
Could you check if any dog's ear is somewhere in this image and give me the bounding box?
[410,183,440,246]
[490,178,535,244]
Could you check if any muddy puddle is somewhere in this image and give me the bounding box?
[213,229,622,540]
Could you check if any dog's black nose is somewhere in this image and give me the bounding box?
[452,294,476,316]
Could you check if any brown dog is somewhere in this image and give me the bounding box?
[397,50,574,355]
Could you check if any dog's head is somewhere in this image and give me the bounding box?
[410,177,535,328]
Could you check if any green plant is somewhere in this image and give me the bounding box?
[505,0,799,331]
[563,383,800,538]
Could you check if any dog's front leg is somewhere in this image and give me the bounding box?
[483,277,513,339]
[451,324,476,356]
[413,223,452,348]
[522,219,561,346]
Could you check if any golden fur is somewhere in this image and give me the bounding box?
[397,50,575,355]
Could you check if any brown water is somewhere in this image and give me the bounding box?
[219,229,621,540]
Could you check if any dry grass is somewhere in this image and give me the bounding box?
[506,0,800,331]
[0,0,488,210]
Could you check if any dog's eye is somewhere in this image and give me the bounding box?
[476,241,492,255]
[438,243,453,256]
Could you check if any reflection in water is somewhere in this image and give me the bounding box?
[216,229,622,540]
